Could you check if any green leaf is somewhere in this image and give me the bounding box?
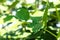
[4,15,13,22]
[32,23,43,33]
[31,17,42,23]
[27,17,42,27]
[27,17,43,33]
[16,7,30,21]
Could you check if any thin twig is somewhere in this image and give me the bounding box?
[44,29,57,38]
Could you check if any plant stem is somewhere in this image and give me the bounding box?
[35,0,38,10]
[55,6,60,21]
[43,0,57,39]
[44,29,57,38]
[42,0,49,29]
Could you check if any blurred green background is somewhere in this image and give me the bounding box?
[0,0,60,40]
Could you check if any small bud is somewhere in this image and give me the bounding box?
[56,22,60,27]
[5,1,12,5]
[12,11,16,16]
[27,19,33,23]
[0,24,3,28]
[16,4,22,8]
[18,25,22,29]
[26,0,35,4]
[49,0,53,2]
[38,5,44,10]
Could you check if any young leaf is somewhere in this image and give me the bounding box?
[4,15,13,22]
[16,7,30,21]
[27,17,42,27]
[32,23,43,33]
[28,17,43,33]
